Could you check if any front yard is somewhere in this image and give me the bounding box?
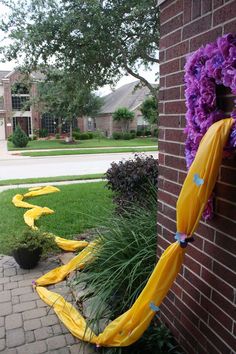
[0,182,113,255]
[8,137,157,151]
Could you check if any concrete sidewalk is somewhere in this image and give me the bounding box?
[0,255,96,354]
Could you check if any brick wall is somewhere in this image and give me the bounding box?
[158,1,236,353]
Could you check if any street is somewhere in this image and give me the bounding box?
[0,151,157,180]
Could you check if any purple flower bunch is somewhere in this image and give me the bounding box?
[184,34,236,219]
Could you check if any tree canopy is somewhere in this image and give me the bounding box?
[140,96,158,125]
[0,0,159,94]
[112,107,134,132]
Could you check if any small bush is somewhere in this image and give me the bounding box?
[130,130,136,138]
[12,125,29,148]
[32,135,38,140]
[7,134,13,142]
[112,131,123,140]
[39,128,48,138]
[87,132,93,139]
[153,128,158,137]
[79,132,90,140]
[145,129,152,136]
[73,127,80,134]
[72,131,81,140]
[106,154,158,211]
[136,129,144,137]
[122,132,132,140]
[55,133,60,139]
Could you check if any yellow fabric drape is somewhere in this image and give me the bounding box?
[13,118,234,348]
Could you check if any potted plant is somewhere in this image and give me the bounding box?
[9,229,57,269]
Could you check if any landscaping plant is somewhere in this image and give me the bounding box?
[12,125,29,148]
[106,154,158,211]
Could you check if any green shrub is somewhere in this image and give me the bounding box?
[122,132,132,140]
[130,130,136,138]
[12,125,29,148]
[106,154,158,212]
[73,127,81,134]
[136,129,144,137]
[153,128,158,137]
[79,132,90,140]
[112,131,123,140]
[39,128,48,138]
[55,133,60,139]
[7,134,13,142]
[32,134,38,140]
[72,131,81,140]
[144,129,152,136]
[87,132,93,139]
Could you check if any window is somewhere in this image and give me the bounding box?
[12,96,30,111]
[42,113,58,134]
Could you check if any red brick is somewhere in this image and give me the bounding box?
[165,100,186,115]
[159,140,181,155]
[192,0,201,19]
[204,240,236,272]
[201,295,233,331]
[159,50,165,63]
[166,72,184,87]
[202,0,212,14]
[160,76,165,87]
[184,255,201,275]
[159,127,165,140]
[190,26,222,51]
[220,166,236,185]
[165,128,185,142]
[166,41,189,61]
[184,268,211,297]
[195,222,215,242]
[159,102,164,114]
[159,115,180,128]
[216,199,236,220]
[165,154,186,171]
[224,17,236,34]
[178,170,187,184]
[178,275,201,302]
[209,316,236,352]
[201,267,234,301]
[171,281,182,298]
[182,291,208,322]
[159,165,178,182]
[158,234,171,250]
[158,152,165,165]
[183,0,192,24]
[213,0,223,9]
[171,315,198,348]
[161,0,183,24]
[214,231,236,255]
[158,212,176,232]
[208,214,235,237]
[212,290,236,320]
[163,179,182,196]
[161,14,183,37]
[213,261,236,288]
[214,1,236,26]
[188,244,212,268]
[160,30,182,50]
[200,320,232,354]
[162,204,176,221]
[183,14,212,39]
[159,190,177,208]
[162,296,181,319]
[160,87,181,101]
[163,227,175,243]
[215,182,236,203]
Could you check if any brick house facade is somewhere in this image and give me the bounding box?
[158,1,236,353]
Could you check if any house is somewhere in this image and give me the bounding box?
[78,81,152,137]
[0,70,76,139]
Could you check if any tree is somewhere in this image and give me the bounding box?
[140,96,158,126]
[36,71,103,141]
[0,0,159,96]
[12,124,29,147]
[112,107,134,132]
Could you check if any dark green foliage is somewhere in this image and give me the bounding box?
[79,132,90,140]
[145,129,152,136]
[153,128,158,137]
[39,128,48,138]
[7,134,13,141]
[106,154,158,211]
[112,132,123,140]
[55,133,60,139]
[130,130,137,138]
[12,125,29,148]
[112,107,135,132]
[140,96,158,125]
[32,134,38,140]
[122,132,133,140]
[72,131,81,140]
[8,228,58,255]
[87,132,93,139]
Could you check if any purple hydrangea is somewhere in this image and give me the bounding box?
[184,33,236,219]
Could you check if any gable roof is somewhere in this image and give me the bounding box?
[99,81,151,114]
[0,71,11,80]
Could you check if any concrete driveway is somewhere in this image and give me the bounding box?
[0,151,157,180]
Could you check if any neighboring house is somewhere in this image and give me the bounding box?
[78,81,152,137]
[0,70,77,139]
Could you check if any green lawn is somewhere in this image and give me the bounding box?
[21,147,156,157]
[0,182,114,255]
[0,173,104,186]
[8,137,157,151]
